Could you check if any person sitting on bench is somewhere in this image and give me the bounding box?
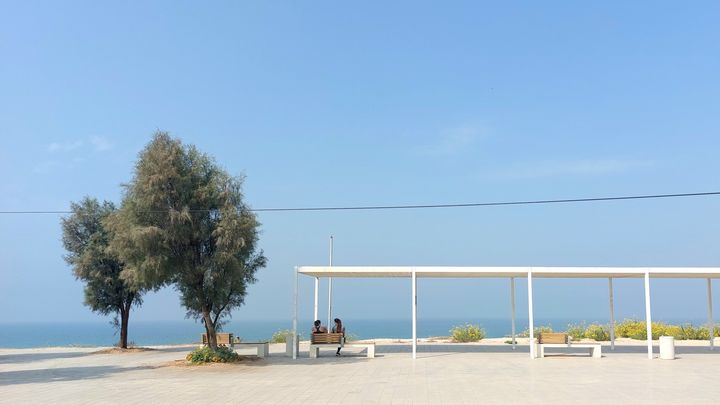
[312,320,328,334]
[332,318,346,356]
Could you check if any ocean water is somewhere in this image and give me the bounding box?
[0,317,709,348]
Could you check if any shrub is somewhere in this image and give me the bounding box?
[615,319,646,339]
[186,346,241,364]
[518,325,553,338]
[271,329,294,343]
[584,323,610,341]
[566,323,587,341]
[656,324,681,339]
[614,319,711,340]
[450,323,486,342]
[677,324,710,340]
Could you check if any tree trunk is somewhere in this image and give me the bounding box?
[202,308,218,350]
[119,307,130,349]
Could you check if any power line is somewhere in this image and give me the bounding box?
[1,191,719,215]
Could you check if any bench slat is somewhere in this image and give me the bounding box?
[537,332,568,344]
[311,333,344,344]
[202,333,233,345]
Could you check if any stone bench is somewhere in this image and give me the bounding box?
[234,342,269,358]
[309,342,376,358]
[534,332,601,358]
[536,343,602,358]
[308,333,375,358]
[201,333,269,357]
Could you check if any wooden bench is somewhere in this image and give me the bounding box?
[535,332,601,358]
[309,333,375,358]
[202,333,233,346]
[201,333,269,357]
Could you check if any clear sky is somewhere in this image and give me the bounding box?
[1,1,719,325]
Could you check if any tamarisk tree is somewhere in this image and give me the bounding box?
[61,198,142,348]
[110,132,266,350]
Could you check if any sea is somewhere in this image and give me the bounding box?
[0,317,710,348]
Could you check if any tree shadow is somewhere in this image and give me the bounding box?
[0,351,92,364]
[0,365,156,386]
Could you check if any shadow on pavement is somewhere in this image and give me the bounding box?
[0,365,156,386]
[0,351,91,364]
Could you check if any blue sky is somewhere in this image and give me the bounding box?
[1,1,719,325]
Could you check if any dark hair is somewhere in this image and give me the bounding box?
[334,318,341,324]
[314,320,321,326]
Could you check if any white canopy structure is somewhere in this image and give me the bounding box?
[291,266,720,360]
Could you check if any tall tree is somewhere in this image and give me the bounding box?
[110,132,267,350]
[61,197,142,349]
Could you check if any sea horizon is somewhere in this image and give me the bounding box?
[0,317,711,349]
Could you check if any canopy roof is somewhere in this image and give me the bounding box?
[298,266,720,279]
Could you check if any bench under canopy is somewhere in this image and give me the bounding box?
[291,266,720,360]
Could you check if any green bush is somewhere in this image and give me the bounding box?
[614,319,713,340]
[186,346,241,364]
[584,323,610,341]
[677,324,710,340]
[615,319,646,339]
[450,323,486,342]
[271,329,293,343]
[566,323,586,341]
[518,325,553,338]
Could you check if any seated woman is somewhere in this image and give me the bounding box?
[332,318,346,356]
[312,320,328,334]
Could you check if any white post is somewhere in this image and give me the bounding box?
[292,266,299,360]
[510,277,516,350]
[313,277,319,322]
[528,270,535,359]
[609,277,615,350]
[708,278,714,350]
[327,236,333,328]
[412,269,417,359]
[644,271,653,359]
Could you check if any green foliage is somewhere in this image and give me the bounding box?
[186,346,241,363]
[271,330,293,343]
[613,319,713,340]
[61,197,143,348]
[450,324,486,342]
[109,132,267,349]
[566,323,587,341]
[518,325,553,338]
[677,324,710,340]
[615,319,648,339]
[562,323,609,341]
[584,323,610,341]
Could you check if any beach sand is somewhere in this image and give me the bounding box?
[2,338,719,404]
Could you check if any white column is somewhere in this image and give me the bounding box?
[708,278,714,350]
[292,266,299,360]
[528,270,535,359]
[327,236,334,328]
[327,279,333,327]
[609,277,615,350]
[510,277,516,350]
[412,270,417,359]
[313,277,319,322]
[644,271,653,359]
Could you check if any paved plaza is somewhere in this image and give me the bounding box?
[2,342,719,404]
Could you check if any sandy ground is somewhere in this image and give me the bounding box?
[2,338,720,404]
